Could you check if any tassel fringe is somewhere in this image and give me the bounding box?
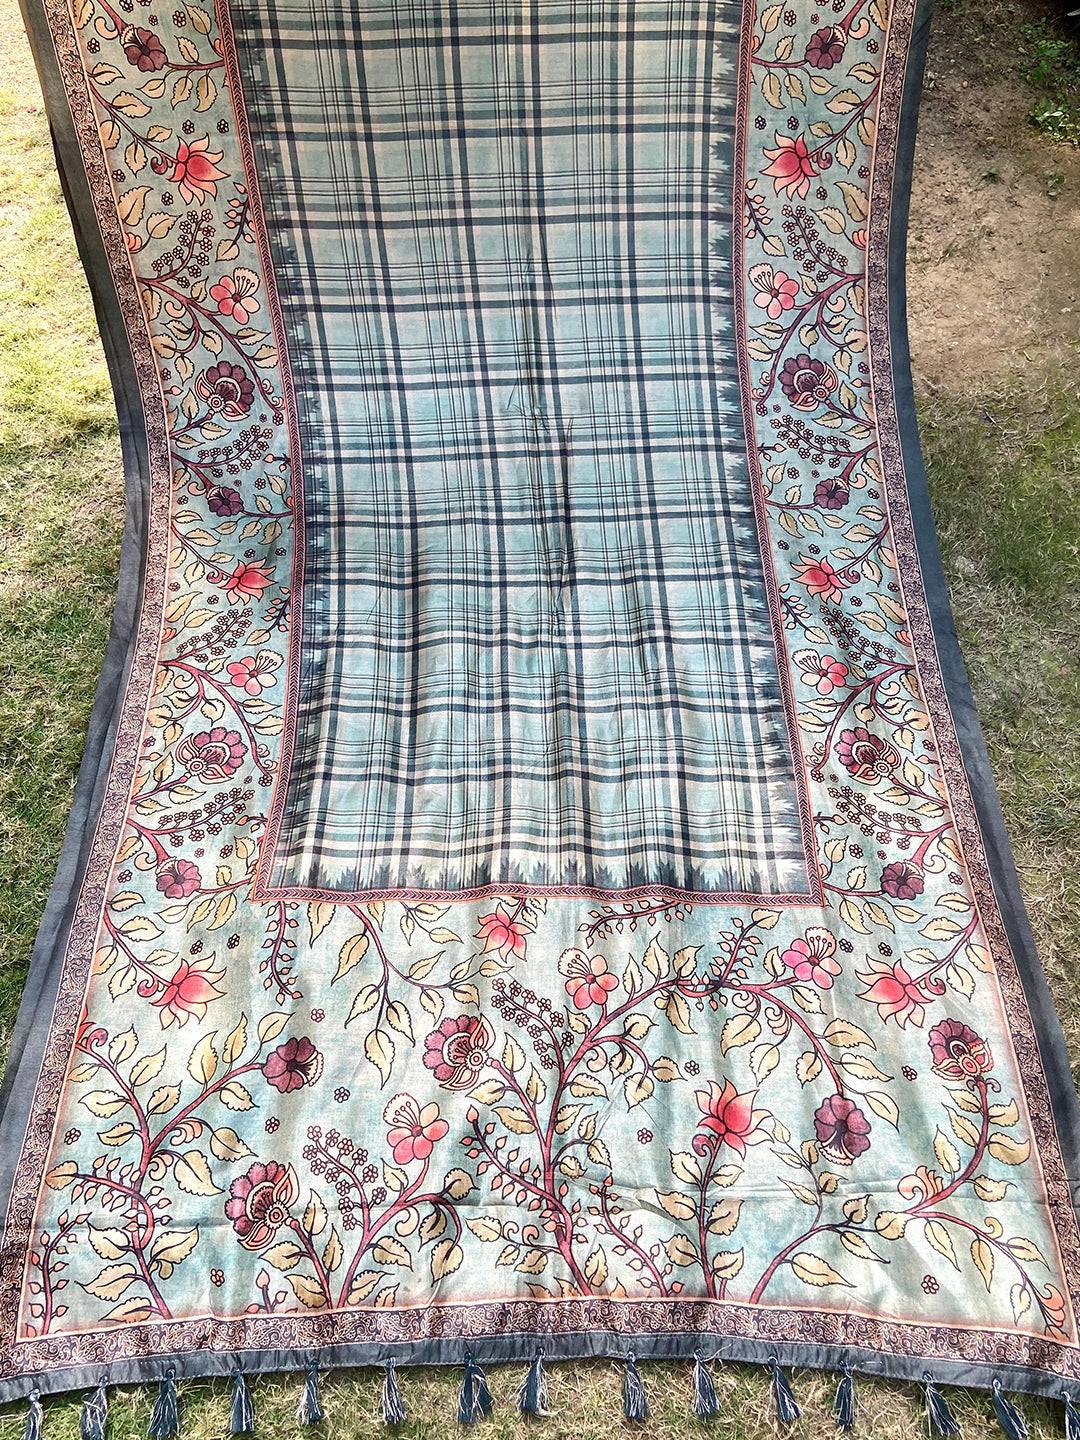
[13,1352,1054,1433]
[691,1350,719,1421]
[622,1353,648,1423]
[924,1374,961,1438]
[296,1367,323,1427]
[834,1365,856,1432]
[148,1371,179,1440]
[518,1349,549,1418]
[1064,1393,1080,1440]
[992,1379,1028,1440]
[457,1354,493,1425]
[80,1379,109,1440]
[381,1361,406,1427]
[769,1358,800,1426]
[229,1371,253,1436]
[23,1390,43,1440]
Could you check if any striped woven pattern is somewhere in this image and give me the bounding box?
[237,0,808,896]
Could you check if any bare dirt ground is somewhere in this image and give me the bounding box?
[909,0,1080,388]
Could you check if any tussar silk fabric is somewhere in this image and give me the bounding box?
[7,0,1080,1416]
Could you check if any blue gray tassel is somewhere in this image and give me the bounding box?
[923,1374,960,1438]
[148,1371,179,1440]
[769,1358,800,1426]
[992,1379,1028,1440]
[457,1354,492,1425]
[834,1365,855,1432]
[80,1378,108,1440]
[1063,1392,1080,1440]
[622,1353,648,1423]
[22,1389,43,1440]
[691,1350,719,1420]
[296,1367,322,1426]
[518,1349,548,1417]
[381,1361,406,1427]
[229,1371,253,1436]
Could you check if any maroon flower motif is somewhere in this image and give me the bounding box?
[805,26,845,69]
[881,860,925,900]
[814,1094,871,1164]
[814,477,849,510]
[124,27,167,71]
[225,1161,299,1249]
[837,727,899,783]
[778,354,838,411]
[207,486,243,517]
[423,1015,494,1090]
[156,857,201,899]
[928,1019,993,1081]
[262,1037,324,1093]
[196,361,256,420]
[176,726,246,781]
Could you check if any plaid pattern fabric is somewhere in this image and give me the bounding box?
[237,0,808,896]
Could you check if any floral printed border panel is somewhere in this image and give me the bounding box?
[3,0,1080,1410]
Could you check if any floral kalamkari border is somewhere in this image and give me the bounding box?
[3,0,1080,1397]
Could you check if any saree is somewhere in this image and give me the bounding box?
[7,0,1080,1423]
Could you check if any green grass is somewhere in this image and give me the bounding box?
[1,0,1080,1436]
[0,22,122,1038]
[1022,18,1080,144]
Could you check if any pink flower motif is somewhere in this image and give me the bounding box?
[209,267,260,324]
[857,957,928,1029]
[423,1015,494,1089]
[168,135,227,205]
[751,266,800,320]
[693,1079,769,1156]
[781,927,842,989]
[221,561,273,602]
[762,132,819,199]
[156,857,201,899]
[150,953,226,1029]
[558,948,618,1009]
[793,555,846,603]
[226,650,280,695]
[225,1161,299,1250]
[800,654,849,696]
[384,1094,449,1165]
[475,905,529,960]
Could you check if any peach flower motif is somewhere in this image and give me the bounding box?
[857,957,929,1029]
[475,905,529,960]
[209,268,261,325]
[558,948,618,1009]
[169,135,227,204]
[151,953,226,1029]
[693,1079,769,1156]
[383,1094,449,1165]
[750,263,800,320]
[221,560,273,601]
[781,927,842,989]
[227,650,281,695]
[762,132,818,199]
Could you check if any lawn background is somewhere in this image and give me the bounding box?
[1,0,1078,1435]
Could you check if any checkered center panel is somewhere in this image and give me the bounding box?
[234,0,809,896]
